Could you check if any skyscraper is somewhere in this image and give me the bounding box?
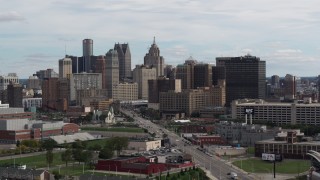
[95,55,107,89]
[148,77,181,110]
[7,82,22,108]
[216,55,266,106]
[271,75,280,88]
[83,39,93,73]
[284,74,296,100]
[105,49,119,98]
[194,63,212,88]
[59,57,72,79]
[133,65,157,100]
[144,37,165,77]
[114,43,131,80]
[175,59,196,90]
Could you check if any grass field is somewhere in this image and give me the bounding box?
[247,147,255,154]
[81,127,145,133]
[159,168,210,180]
[232,158,310,174]
[86,139,107,148]
[0,152,65,169]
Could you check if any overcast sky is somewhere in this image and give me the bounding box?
[1,0,320,78]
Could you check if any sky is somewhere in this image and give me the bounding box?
[1,0,320,78]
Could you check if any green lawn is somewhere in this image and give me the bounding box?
[86,139,107,148]
[0,152,65,169]
[232,158,310,174]
[247,147,255,154]
[81,127,145,133]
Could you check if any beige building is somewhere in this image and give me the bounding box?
[232,99,320,125]
[159,86,226,118]
[128,139,161,151]
[132,65,157,100]
[59,57,72,79]
[113,82,138,101]
[69,73,103,104]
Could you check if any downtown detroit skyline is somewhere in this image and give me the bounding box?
[1,0,320,78]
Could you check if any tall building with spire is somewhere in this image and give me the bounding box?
[114,43,131,80]
[144,37,165,77]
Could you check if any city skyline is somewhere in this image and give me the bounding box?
[1,0,320,78]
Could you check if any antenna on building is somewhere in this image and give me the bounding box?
[153,36,156,44]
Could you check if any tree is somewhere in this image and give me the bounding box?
[81,151,93,165]
[99,147,114,159]
[61,148,73,167]
[41,139,57,151]
[46,150,54,167]
[73,148,83,164]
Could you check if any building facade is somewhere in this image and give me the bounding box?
[7,83,23,108]
[216,55,266,106]
[106,49,119,99]
[133,65,157,100]
[148,77,181,110]
[232,99,320,125]
[160,87,226,118]
[0,73,19,91]
[114,43,131,80]
[59,57,72,79]
[83,39,94,73]
[194,63,212,88]
[22,98,42,109]
[113,83,138,101]
[27,75,41,89]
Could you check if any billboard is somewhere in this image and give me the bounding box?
[244,108,254,115]
[262,153,275,161]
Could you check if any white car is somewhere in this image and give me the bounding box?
[227,172,238,179]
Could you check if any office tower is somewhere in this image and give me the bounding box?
[106,49,119,99]
[212,66,226,86]
[216,55,266,106]
[175,59,196,90]
[144,37,165,77]
[57,78,70,110]
[194,63,212,88]
[27,75,41,89]
[159,86,225,117]
[148,77,181,110]
[318,75,320,103]
[164,65,175,79]
[69,73,103,104]
[113,82,138,101]
[7,82,23,107]
[271,75,280,88]
[66,55,84,73]
[114,43,131,80]
[35,69,59,82]
[284,74,296,100]
[133,65,157,100]
[83,39,93,72]
[0,73,19,90]
[59,57,72,79]
[42,78,59,110]
[95,55,107,89]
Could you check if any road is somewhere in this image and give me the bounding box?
[121,109,256,180]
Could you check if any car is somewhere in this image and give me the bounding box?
[227,172,238,179]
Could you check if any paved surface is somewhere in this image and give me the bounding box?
[121,109,257,180]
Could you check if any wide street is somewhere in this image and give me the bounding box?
[121,109,256,180]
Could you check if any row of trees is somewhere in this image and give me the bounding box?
[99,137,129,159]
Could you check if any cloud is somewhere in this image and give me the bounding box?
[0,11,25,22]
